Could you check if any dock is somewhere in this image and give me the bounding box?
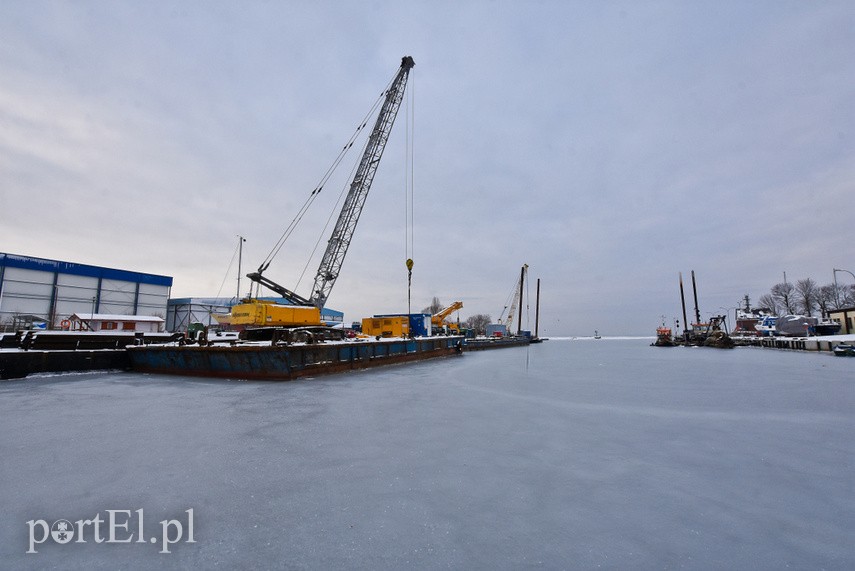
[737,335,855,354]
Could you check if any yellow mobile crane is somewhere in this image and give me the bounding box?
[220,56,415,331]
[431,301,463,334]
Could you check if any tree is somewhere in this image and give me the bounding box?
[463,314,491,335]
[794,278,818,316]
[771,282,795,314]
[821,282,855,310]
[757,293,778,315]
[817,284,837,316]
[421,297,443,315]
[841,284,855,308]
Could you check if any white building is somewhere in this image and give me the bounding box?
[66,313,165,333]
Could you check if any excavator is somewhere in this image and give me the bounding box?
[431,301,463,335]
[218,56,415,332]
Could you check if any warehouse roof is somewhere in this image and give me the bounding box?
[1,252,173,287]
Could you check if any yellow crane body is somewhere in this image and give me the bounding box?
[431,301,463,333]
[217,299,322,328]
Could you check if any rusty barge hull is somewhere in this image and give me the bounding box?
[463,336,531,351]
[127,336,464,381]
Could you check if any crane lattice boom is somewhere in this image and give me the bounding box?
[247,56,415,310]
[310,56,415,308]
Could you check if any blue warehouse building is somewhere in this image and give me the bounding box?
[0,252,173,331]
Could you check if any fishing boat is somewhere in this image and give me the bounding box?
[594,330,602,339]
[652,325,675,347]
[755,316,778,337]
[816,319,842,336]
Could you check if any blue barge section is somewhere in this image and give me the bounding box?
[127,336,464,381]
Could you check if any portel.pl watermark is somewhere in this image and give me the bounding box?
[26,508,195,554]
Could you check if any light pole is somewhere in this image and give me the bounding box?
[833,268,855,308]
[236,235,246,300]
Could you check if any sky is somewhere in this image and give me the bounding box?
[1,1,854,336]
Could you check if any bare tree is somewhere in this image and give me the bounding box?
[463,314,491,335]
[757,293,778,316]
[817,284,837,316]
[771,282,795,314]
[842,284,855,308]
[421,297,443,315]
[794,278,818,316]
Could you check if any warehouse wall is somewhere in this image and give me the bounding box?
[0,253,173,331]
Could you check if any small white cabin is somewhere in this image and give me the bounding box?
[66,313,165,333]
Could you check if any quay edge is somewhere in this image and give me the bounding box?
[738,335,855,354]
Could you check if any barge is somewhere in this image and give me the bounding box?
[127,335,464,381]
[463,336,531,351]
[0,348,130,380]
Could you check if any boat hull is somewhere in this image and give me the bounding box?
[127,336,464,381]
[833,344,855,357]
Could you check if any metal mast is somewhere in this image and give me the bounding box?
[505,264,528,335]
[309,56,415,308]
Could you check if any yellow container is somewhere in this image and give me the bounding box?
[361,316,409,338]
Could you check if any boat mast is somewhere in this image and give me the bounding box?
[236,235,245,300]
[691,270,701,325]
[535,278,541,339]
[517,264,526,336]
[679,272,689,341]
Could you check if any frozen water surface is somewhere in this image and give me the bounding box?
[1,339,852,569]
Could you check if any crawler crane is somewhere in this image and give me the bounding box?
[222,57,415,330]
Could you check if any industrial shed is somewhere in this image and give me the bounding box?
[0,252,172,332]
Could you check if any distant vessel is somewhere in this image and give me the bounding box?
[594,330,602,339]
[815,319,841,336]
[755,316,778,337]
[652,325,675,347]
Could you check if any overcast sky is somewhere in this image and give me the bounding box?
[2,1,853,335]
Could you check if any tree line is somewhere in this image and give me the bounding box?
[756,278,855,317]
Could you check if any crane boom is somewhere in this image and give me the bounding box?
[247,56,415,309]
[432,301,463,329]
[503,264,528,335]
[309,56,415,308]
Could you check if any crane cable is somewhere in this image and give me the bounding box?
[214,238,241,300]
[405,73,415,316]
[294,75,401,290]
[257,79,393,275]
